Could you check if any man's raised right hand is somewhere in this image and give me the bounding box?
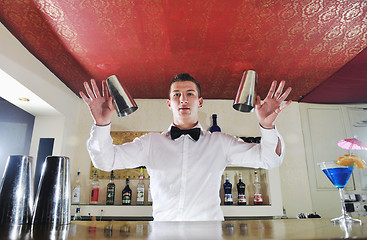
[79,79,115,126]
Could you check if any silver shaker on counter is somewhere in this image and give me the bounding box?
[32,156,71,227]
[0,155,34,226]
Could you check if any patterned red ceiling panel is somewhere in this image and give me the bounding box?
[0,0,366,102]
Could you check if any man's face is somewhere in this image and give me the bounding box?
[167,81,203,125]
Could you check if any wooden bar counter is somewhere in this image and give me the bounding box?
[7,217,366,239]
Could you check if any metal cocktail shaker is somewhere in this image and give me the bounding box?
[233,70,258,113]
[106,75,138,117]
[0,155,34,226]
[32,156,71,227]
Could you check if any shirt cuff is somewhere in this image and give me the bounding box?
[260,125,279,142]
[260,125,285,159]
[90,124,112,141]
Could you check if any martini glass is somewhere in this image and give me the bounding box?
[318,161,361,224]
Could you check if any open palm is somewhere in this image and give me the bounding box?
[79,79,115,126]
[255,80,292,129]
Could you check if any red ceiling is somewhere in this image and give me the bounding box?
[0,0,366,103]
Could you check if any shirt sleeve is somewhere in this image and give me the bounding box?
[86,124,149,171]
[226,126,284,169]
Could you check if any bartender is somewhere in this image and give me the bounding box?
[80,73,292,221]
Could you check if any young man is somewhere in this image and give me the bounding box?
[80,73,292,221]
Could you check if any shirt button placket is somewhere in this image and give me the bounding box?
[177,135,189,220]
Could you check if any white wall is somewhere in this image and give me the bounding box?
[300,103,367,218]
[0,23,84,182]
[30,116,65,156]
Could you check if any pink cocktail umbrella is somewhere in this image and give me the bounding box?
[337,138,367,150]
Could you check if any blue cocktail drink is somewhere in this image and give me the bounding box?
[318,161,361,224]
[322,167,353,188]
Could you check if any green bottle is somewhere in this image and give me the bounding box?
[106,171,115,205]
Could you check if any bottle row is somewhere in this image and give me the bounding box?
[223,170,263,206]
[72,168,152,206]
[72,168,264,206]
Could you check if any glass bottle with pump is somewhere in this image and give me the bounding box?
[122,177,132,205]
[209,114,221,133]
[90,170,99,204]
[72,169,81,204]
[223,173,233,205]
[237,172,246,205]
[253,170,263,205]
[147,183,152,205]
[137,168,145,205]
[106,170,115,205]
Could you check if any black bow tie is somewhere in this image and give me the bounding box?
[170,126,201,141]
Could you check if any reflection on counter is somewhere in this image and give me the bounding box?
[31,224,69,240]
[1,218,367,239]
[0,224,70,240]
[78,219,367,240]
[0,221,245,240]
[0,224,30,240]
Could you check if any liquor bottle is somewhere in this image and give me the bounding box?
[106,170,115,205]
[237,172,246,205]
[90,170,99,204]
[136,168,145,205]
[147,182,152,205]
[122,177,132,205]
[223,173,233,205]
[73,206,82,221]
[72,169,81,204]
[209,114,221,133]
[253,170,263,205]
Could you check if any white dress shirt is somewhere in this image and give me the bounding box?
[87,123,284,221]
